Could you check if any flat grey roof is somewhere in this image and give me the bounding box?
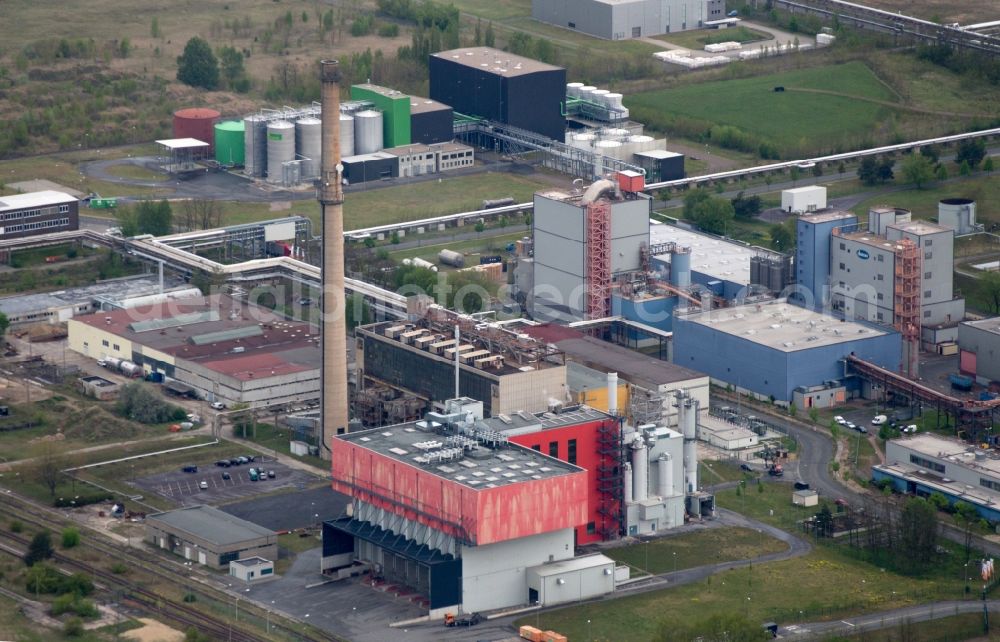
[148,505,276,546]
[889,220,952,236]
[799,210,857,225]
[876,461,1000,508]
[486,404,611,436]
[0,190,77,212]
[340,423,581,489]
[677,300,891,352]
[636,150,682,160]
[409,97,451,114]
[530,554,614,577]
[156,138,209,149]
[889,433,1000,479]
[433,47,563,77]
[0,276,186,318]
[650,223,755,285]
[232,556,271,567]
[962,317,1000,336]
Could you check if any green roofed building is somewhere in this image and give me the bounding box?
[350,83,412,148]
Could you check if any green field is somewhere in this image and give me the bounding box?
[232,422,327,472]
[522,544,968,642]
[387,231,525,265]
[450,0,531,21]
[628,62,898,154]
[103,163,168,182]
[605,526,786,575]
[654,26,773,50]
[699,459,751,485]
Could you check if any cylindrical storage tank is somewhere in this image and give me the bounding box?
[354,110,383,155]
[412,257,438,272]
[340,113,355,158]
[572,132,596,149]
[243,115,268,178]
[295,117,322,180]
[605,92,625,109]
[632,439,648,502]
[438,249,465,268]
[658,453,674,498]
[591,89,611,106]
[578,86,597,101]
[566,82,585,98]
[595,139,623,160]
[628,134,655,153]
[266,120,295,183]
[670,248,691,287]
[604,128,631,139]
[173,108,220,153]
[938,198,976,235]
[213,120,245,166]
[623,462,633,505]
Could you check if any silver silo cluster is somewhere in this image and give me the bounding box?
[295,117,322,180]
[266,120,295,184]
[354,110,384,155]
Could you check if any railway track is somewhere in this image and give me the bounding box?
[0,490,343,642]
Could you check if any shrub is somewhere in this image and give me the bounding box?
[9,520,23,533]
[378,23,399,37]
[61,527,80,549]
[23,531,53,566]
[110,562,128,574]
[63,617,84,637]
[53,492,112,508]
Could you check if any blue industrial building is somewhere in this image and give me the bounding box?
[672,300,901,402]
[794,210,858,308]
[611,290,680,333]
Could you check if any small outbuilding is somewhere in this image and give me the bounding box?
[77,375,120,401]
[792,489,819,507]
[229,556,275,584]
[146,505,277,569]
[526,554,616,606]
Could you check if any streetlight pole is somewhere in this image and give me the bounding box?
[673,551,677,574]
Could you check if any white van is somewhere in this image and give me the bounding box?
[871,415,888,425]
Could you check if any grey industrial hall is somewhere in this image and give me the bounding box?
[532,0,725,40]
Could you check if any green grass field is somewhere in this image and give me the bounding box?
[450,0,531,21]
[232,422,327,471]
[628,61,898,154]
[606,527,786,575]
[522,543,968,641]
[387,230,524,264]
[699,459,751,485]
[654,26,772,50]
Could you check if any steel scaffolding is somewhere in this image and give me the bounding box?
[595,419,624,540]
[586,200,611,320]
[893,239,921,377]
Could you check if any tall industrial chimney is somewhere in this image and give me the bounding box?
[319,60,348,459]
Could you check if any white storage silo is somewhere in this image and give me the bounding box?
[591,89,611,106]
[266,120,295,182]
[340,113,355,158]
[578,86,597,101]
[295,117,321,180]
[243,115,268,178]
[572,132,596,149]
[595,139,623,160]
[628,134,655,153]
[354,110,383,155]
[605,93,625,110]
[938,198,977,235]
[566,82,585,99]
[603,128,631,139]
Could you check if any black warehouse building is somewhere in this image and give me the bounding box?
[0,190,79,240]
[409,97,454,145]
[430,47,566,142]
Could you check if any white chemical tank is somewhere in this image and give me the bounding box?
[354,110,383,154]
[591,89,611,106]
[578,86,597,101]
[266,120,295,183]
[340,112,355,158]
[295,117,321,180]
[566,82,585,98]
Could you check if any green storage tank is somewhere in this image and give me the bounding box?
[214,120,246,166]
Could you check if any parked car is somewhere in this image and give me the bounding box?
[728,9,739,16]
[210,401,226,410]
[845,422,856,431]
[857,426,869,434]
[267,470,276,478]
[182,465,198,473]
[740,463,753,472]
[794,481,810,490]
[199,481,209,490]
[245,455,256,463]
[222,471,231,480]
[229,458,241,466]
[248,468,259,481]
[237,456,249,465]
[903,424,918,433]
[871,415,888,425]
[215,460,230,468]
[835,498,850,507]
[834,416,847,425]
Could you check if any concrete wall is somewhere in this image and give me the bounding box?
[496,366,569,416]
[831,237,895,323]
[175,359,319,407]
[958,321,1000,382]
[782,187,827,213]
[144,522,277,569]
[460,528,573,612]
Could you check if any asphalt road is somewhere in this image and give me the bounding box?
[786,600,999,638]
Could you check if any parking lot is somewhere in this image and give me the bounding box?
[132,458,322,507]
